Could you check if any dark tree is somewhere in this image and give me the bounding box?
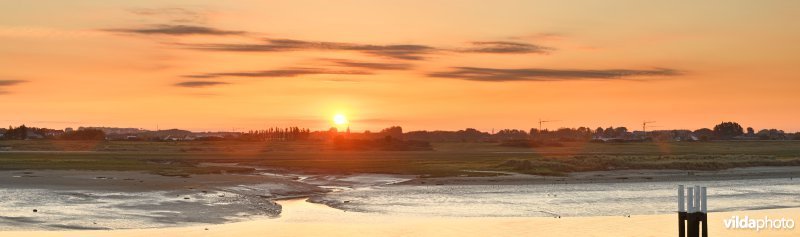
[603,126,615,137]
[2,125,30,140]
[19,125,27,140]
[692,128,714,141]
[380,126,403,139]
[756,129,786,140]
[494,129,528,140]
[746,127,755,135]
[712,122,744,139]
[614,127,628,135]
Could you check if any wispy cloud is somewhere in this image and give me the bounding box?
[174,81,230,88]
[0,80,27,86]
[184,68,372,79]
[185,38,436,60]
[0,80,27,95]
[105,24,245,36]
[461,41,552,54]
[326,59,412,70]
[128,7,209,24]
[429,67,681,82]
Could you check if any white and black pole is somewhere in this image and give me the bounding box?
[678,185,686,237]
[679,185,708,237]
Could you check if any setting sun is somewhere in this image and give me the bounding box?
[333,114,348,125]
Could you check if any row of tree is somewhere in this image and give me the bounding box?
[2,122,798,142]
[377,122,800,142]
[1,125,105,140]
[240,127,311,141]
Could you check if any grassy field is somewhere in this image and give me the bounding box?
[1,140,800,177]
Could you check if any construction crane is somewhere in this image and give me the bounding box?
[538,119,560,131]
[642,121,656,137]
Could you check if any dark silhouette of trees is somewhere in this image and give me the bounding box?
[597,126,628,138]
[3,125,29,140]
[756,129,786,140]
[693,128,713,141]
[404,128,489,142]
[746,127,755,135]
[380,126,403,139]
[615,127,628,134]
[494,129,528,140]
[241,127,311,141]
[713,122,744,139]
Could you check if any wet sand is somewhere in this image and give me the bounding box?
[0,170,326,230]
[3,198,797,237]
[1,167,798,233]
[0,170,324,194]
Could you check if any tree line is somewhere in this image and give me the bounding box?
[2,121,798,142]
[1,125,105,140]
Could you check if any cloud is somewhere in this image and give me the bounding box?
[428,67,681,82]
[461,41,552,54]
[105,24,245,36]
[185,38,436,60]
[0,80,27,86]
[184,68,372,79]
[326,59,412,70]
[0,80,27,95]
[174,81,230,88]
[128,7,209,24]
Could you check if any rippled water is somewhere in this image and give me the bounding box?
[314,178,800,217]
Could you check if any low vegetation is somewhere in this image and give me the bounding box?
[1,140,799,177]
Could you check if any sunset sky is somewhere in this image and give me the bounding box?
[1,1,799,132]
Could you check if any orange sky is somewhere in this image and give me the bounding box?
[1,1,799,132]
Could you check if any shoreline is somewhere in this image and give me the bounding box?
[2,198,797,237]
[400,166,800,186]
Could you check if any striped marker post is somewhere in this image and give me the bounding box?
[678,185,708,237]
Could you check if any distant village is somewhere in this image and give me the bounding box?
[0,121,798,143]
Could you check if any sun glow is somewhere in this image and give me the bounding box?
[333,114,348,125]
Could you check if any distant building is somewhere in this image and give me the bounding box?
[25,130,43,139]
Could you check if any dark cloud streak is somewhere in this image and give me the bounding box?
[0,80,27,86]
[106,25,245,36]
[327,59,412,70]
[462,41,552,54]
[174,81,230,88]
[184,68,372,79]
[0,80,27,95]
[429,67,681,82]
[185,38,436,60]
